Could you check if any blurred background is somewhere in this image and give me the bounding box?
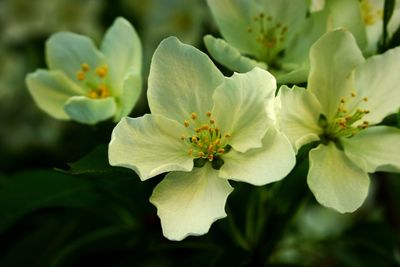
[0,0,399,266]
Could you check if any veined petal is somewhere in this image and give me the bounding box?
[113,72,142,122]
[342,126,400,173]
[219,127,295,186]
[308,29,365,119]
[212,68,275,152]
[26,70,84,120]
[203,35,267,73]
[101,17,142,96]
[326,0,367,50]
[150,165,233,241]
[46,32,105,82]
[283,9,328,66]
[148,37,223,124]
[108,115,193,181]
[308,143,370,213]
[277,85,323,152]
[64,96,116,125]
[353,46,400,124]
[206,0,261,56]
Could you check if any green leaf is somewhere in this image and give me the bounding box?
[398,110,400,128]
[382,0,396,50]
[64,144,131,176]
[0,170,99,231]
[65,145,111,174]
[388,26,400,50]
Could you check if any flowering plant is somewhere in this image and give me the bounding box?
[26,17,142,124]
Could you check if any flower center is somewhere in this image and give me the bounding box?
[181,111,231,169]
[76,63,110,99]
[320,92,370,142]
[247,12,288,63]
[360,0,383,26]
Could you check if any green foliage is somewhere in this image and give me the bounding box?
[0,170,99,231]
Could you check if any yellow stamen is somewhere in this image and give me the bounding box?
[191,112,197,120]
[96,65,108,78]
[201,125,209,130]
[88,90,99,99]
[207,144,214,152]
[81,63,90,72]
[76,71,85,81]
[184,120,190,127]
[98,84,109,98]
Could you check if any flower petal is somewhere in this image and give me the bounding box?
[277,85,323,152]
[203,35,267,73]
[206,0,261,56]
[342,126,400,173]
[101,17,142,96]
[150,165,233,241]
[64,96,116,125]
[283,9,328,67]
[148,36,224,123]
[108,115,193,180]
[46,32,104,82]
[353,46,400,124]
[113,73,142,122]
[326,0,367,50]
[212,68,275,152]
[219,127,295,186]
[308,29,365,119]
[275,67,310,86]
[207,0,308,59]
[308,143,370,213]
[26,70,84,120]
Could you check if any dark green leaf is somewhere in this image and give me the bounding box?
[63,145,129,175]
[381,0,395,51]
[387,25,400,49]
[0,170,99,231]
[67,145,110,173]
[397,110,400,128]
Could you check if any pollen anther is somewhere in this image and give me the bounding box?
[76,71,85,81]
[81,63,90,72]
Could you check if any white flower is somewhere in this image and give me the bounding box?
[26,17,142,125]
[325,0,400,55]
[277,29,400,213]
[109,37,295,240]
[204,0,328,83]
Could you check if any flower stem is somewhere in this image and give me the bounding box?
[245,143,316,266]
